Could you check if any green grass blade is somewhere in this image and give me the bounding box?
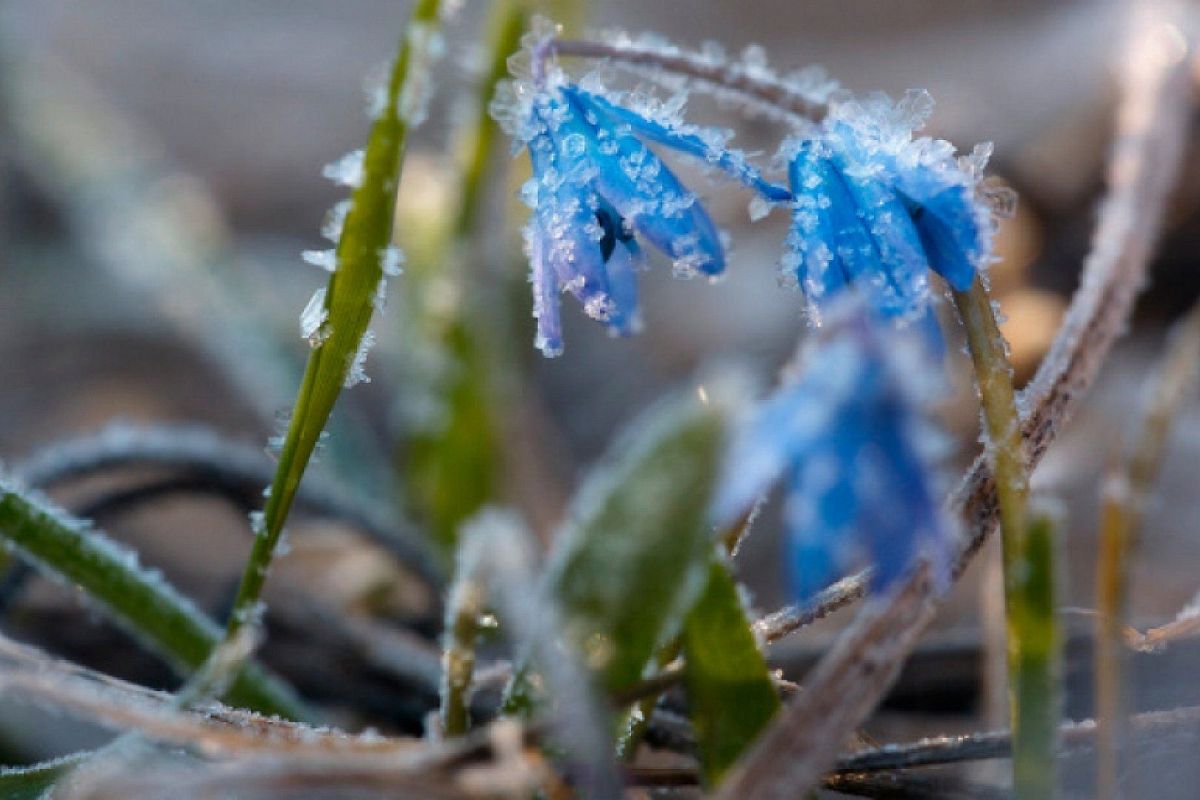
[0,484,304,719]
[682,557,780,786]
[1011,505,1062,800]
[543,380,731,692]
[228,0,445,637]
[0,754,88,800]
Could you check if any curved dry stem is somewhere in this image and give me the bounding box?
[550,38,829,122]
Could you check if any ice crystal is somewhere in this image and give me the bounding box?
[322,149,366,189]
[302,248,338,273]
[299,287,330,347]
[344,330,376,388]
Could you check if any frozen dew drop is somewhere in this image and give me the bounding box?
[300,288,330,348]
[748,195,772,222]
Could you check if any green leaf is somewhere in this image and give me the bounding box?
[229,0,446,631]
[0,754,87,800]
[682,557,780,785]
[544,382,730,692]
[0,484,305,719]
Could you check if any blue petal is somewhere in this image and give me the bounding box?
[570,87,792,202]
[526,216,564,357]
[562,91,726,277]
[602,237,642,337]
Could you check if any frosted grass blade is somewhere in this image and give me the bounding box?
[0,483,304,719]
[228,0,445,640]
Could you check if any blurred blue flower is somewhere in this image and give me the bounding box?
[493,41,789,356]
[712,303,953,600]
[781,90,1003,326]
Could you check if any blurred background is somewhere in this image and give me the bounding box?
[1,0,1200,795]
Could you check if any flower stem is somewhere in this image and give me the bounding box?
[952,278,1053,798]
[1095,301,1200,800]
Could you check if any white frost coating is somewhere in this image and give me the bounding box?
[321,200,352,243]
[322,149,366,189]
[302,249,338,273]
[344,330,376,388]
[397,22,446,127]
[380,244,405,276]
[300,288,330,347]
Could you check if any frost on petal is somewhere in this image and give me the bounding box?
[322,149,366,189]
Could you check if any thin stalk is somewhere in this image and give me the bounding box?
[951,279,1042,797]
[1010,505,1062,800]
[1095,301,1200,800]
[439,569,487,736]
[224,0,445,649]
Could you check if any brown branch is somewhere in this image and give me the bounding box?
[716,8,1197,797]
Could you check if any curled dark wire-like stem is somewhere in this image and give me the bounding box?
[12,422,445,590]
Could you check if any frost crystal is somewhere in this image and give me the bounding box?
[344,330,376,388]
[321,200,352,242]
[322,149,366,189]
[302,248,338,273]
[380,244,405,277]
[300,287,330,347]
[397,22,446,126]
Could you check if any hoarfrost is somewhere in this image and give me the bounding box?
[322,149,365,189]
[300,288,330,347]
[302,249,338,273]
[344,330,376,388]
[380,244,405,276]
[321,200,352,242]
[397,22,446,127]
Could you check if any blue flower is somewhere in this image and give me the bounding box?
[712,302,952,600]
[781,90,1002,326]
[493,41,790,356]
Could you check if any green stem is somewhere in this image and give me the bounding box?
[223,0,444,649]
[1011,505,1061,800]
[953,278,1047,798]
[1094,302,1200,800]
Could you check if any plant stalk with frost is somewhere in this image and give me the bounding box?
[221,0,446,670]
[492,18,789,356]
[1095,299,1200,800]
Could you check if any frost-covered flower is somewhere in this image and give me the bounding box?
[781,90,1004,325]
[712,302,953,600]
[492,22,790,356]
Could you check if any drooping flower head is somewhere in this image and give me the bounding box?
[712,300,953,600]
[781,90,1010,326]
[491,19,790,356]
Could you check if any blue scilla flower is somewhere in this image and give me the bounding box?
[492,26,790,356]
[711,301,953,600]
[781,90,1005,326]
